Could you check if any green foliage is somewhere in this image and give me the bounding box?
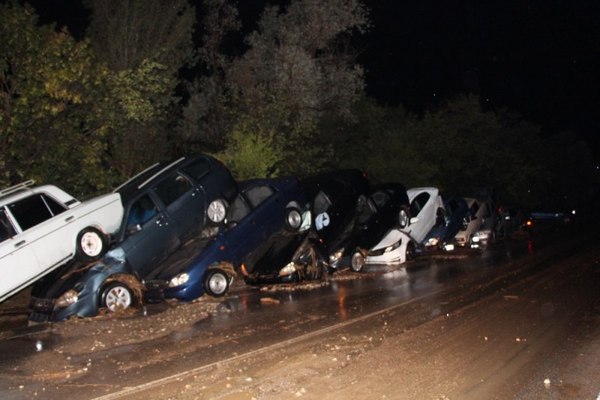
[218,118,283,180]
[0,2,116,194]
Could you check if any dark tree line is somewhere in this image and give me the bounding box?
[1,0,596,210]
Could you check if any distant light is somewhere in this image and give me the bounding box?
[432,93,437,97]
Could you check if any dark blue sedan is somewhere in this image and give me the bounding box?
[148,176,310,301]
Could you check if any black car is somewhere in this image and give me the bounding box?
[299,170,371,272]
[29,154,238,322]
[349,182,411,271]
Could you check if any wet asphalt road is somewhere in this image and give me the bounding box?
[0,220,595,399]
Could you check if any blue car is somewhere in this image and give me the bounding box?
[147,177,310,302]
[422,196,469,251]
[29,154,239,321]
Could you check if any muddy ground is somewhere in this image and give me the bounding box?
[1,228,599,400]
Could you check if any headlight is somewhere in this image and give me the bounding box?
[169,272,189,288]
[472,235,480,243]
[329,249,344,263]
[279,262,298,277]
[55,289,79,308]
[426,237,439,247]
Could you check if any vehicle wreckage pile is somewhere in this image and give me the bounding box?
[0,154,531,322]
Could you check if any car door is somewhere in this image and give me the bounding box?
[219,185,276,269]
[119,193,180,278]
[0,208,40,302]
[153,172,206,239]
[6,194,75,271]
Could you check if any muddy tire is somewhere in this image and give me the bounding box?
[101,283,134,312]
[76,227,107,261]
[204,269,230,297]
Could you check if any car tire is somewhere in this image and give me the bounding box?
[207,199,228,224]
[101,282,134,313]
[398,207,410,228]
[76,227,107,261]
[351,251,365,272]
[405,241,416,261]
[204,269,230,297]
[284,207,303,231]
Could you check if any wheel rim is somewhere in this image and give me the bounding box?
[207,199,226,223]
[351,252,364,272]
[399,209,409,228]
[208,273,228,295]
[287,210,302,229]
[80,231,103,257]
[105,286,132,312]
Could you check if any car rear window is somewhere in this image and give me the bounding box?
[154,174,193,207]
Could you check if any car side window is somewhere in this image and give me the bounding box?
[244,185,274,208]
[127,194,159,227]
[181,158,210,182]
[0,209,17,243]
[313,191,332,214]
[154,173,193,207]
[8,194,55,231]
[42,194,67,216]
[227,195,251,224]
[410,193,430,217]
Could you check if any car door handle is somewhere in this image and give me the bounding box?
[156,216,168,226]
[14,240,26,247]
[65,216,75,222]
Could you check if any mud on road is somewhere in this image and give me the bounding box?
[0,225,599,400]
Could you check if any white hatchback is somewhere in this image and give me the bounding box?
[0,181,123,302]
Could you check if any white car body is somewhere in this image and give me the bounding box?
[0,181,124,302]
[366,187,444,264]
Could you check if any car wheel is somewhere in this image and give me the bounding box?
[405,241,416,261]
[207,199,228,224]
[101,283,134,312]
[398,207,410,228]
[76,227,107,261]
[351,251,365,272]
[204,269,230,297]
[285,207,303,231]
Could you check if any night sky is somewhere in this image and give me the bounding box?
[25,0,600,159]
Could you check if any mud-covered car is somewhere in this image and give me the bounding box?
[1,180,123,303]
[346,183,411,272]
[147,176,309,301]
[298,170,370,271]
[29,154,238,321]
[366,187,445,265]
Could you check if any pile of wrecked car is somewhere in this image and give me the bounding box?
[0,154,535,322]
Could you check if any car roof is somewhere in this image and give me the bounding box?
[0,181,77,208]
[114,155,220,206]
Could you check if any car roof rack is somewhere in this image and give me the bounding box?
[0,179,36,197]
